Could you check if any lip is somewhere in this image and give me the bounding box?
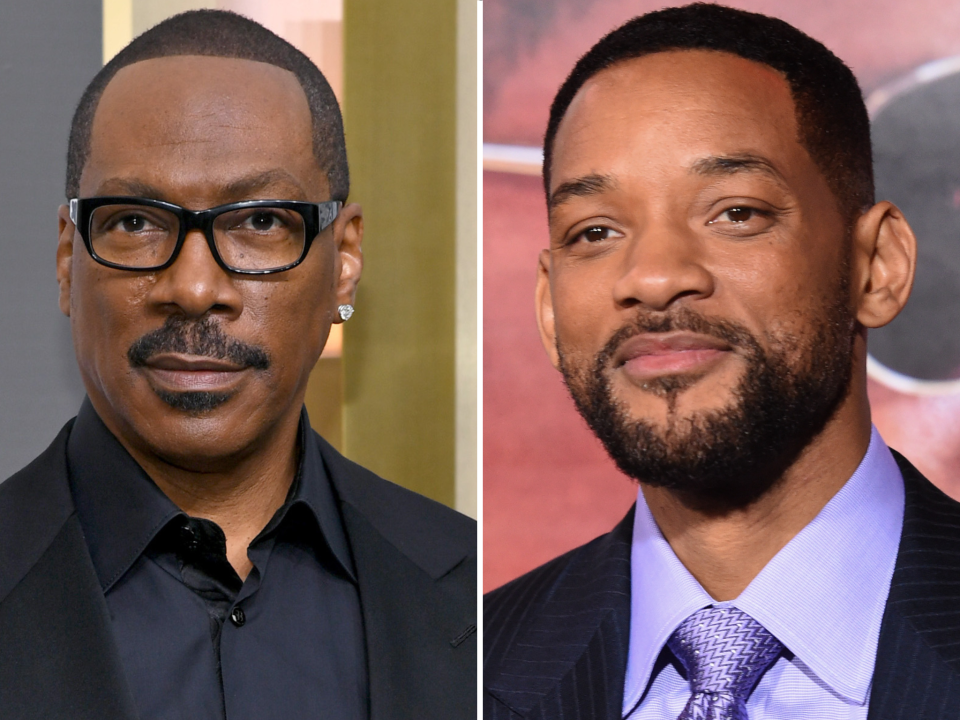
[140,354,249,392]
[612,332,733,382]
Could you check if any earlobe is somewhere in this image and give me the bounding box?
[535,249,561,369]
[853,201,917,329]
[56,204,75,318]
[332,202,363,323]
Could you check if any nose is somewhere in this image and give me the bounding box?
[611,218,714,312]
[147,229,243,319]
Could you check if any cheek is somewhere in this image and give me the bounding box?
[71,266,149,358]
[247,276,331,365]
[551,268,617,355]
[712,239,836,338]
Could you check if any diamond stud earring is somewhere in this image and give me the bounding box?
[338,304,355,322]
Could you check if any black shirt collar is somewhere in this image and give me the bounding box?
[67,397,355,592]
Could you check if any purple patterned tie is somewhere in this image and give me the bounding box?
[666,606,783,720]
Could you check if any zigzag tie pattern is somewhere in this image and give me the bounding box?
[666,606,783,720]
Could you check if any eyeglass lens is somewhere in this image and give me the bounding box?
[88,203,307,271]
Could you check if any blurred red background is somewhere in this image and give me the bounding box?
[483,0,960,592]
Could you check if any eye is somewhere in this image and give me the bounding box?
[712,207,757,224]
[575,226,617,244]
[117,213,155,233]
[706,204,775,236]
[246,211,283,232]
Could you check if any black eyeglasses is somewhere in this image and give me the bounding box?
[69,196,341,275]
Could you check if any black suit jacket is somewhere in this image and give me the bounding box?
[0,419,476,720]
[484,452,960,719]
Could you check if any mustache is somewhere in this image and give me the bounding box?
[594,306,762,369]
[127,316,271,370]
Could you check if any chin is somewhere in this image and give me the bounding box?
[116,395,257,468]
[615,371,737,424]
[148,426,257,473]
[153,389,235,415]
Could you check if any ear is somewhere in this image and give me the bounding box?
[332,202,363,322]
[56,204,75,318]
[535,249,561,369]
[851,201,917,329]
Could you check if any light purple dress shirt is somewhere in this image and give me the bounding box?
[623,426,905,719]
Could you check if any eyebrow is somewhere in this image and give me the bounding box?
[548,173,617,211]
[90,169,309,202]
[689,154,788,186]
[91,178,165,199]
[547,154,787,212]
[221,169,308,200]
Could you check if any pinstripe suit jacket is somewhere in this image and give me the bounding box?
[484,451,960,719]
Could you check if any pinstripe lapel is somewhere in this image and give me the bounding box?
[868,452,960,718]
[484,508,633,720]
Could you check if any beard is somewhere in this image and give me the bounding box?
[556,285,857,512]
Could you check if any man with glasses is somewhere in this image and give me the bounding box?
[0,10,474,720]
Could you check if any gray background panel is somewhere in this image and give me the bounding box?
[0,1,101,479]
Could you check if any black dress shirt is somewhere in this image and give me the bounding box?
[67,399,368,720]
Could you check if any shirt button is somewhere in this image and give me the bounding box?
[230,607,246,627]
[180,525,199,552]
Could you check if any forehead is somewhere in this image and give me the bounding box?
[550,50,805,196]
[83,55,322,200]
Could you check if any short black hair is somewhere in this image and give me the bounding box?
[543,3,873,221]
[66,9,348,201]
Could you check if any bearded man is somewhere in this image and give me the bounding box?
[484,5,960,719]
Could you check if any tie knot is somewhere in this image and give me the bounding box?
[667,607,782,699]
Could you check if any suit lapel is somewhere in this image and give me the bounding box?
[342,504,475,720]
[318,436,476,720]
[485,508,633,720]
[868,452,960,719]
[0,424,138,720]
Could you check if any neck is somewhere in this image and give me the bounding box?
[643,376,873,602]
[127,420,300,581]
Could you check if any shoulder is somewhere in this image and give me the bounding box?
[484,544,583,674]
[858,451,960,703]
[889,449,960,586]
[0,421,76,604]
[313,430,475,577]
[486,506,633,613]
[485,507,633,665]
[485,544,582,630]
[893,449,960,531]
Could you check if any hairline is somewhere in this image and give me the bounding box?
[66,12,348,203]
[78,54,316,193]
[548,49,805,182]
[83,55,320,197]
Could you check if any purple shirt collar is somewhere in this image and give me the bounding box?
[623,426,905,713]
